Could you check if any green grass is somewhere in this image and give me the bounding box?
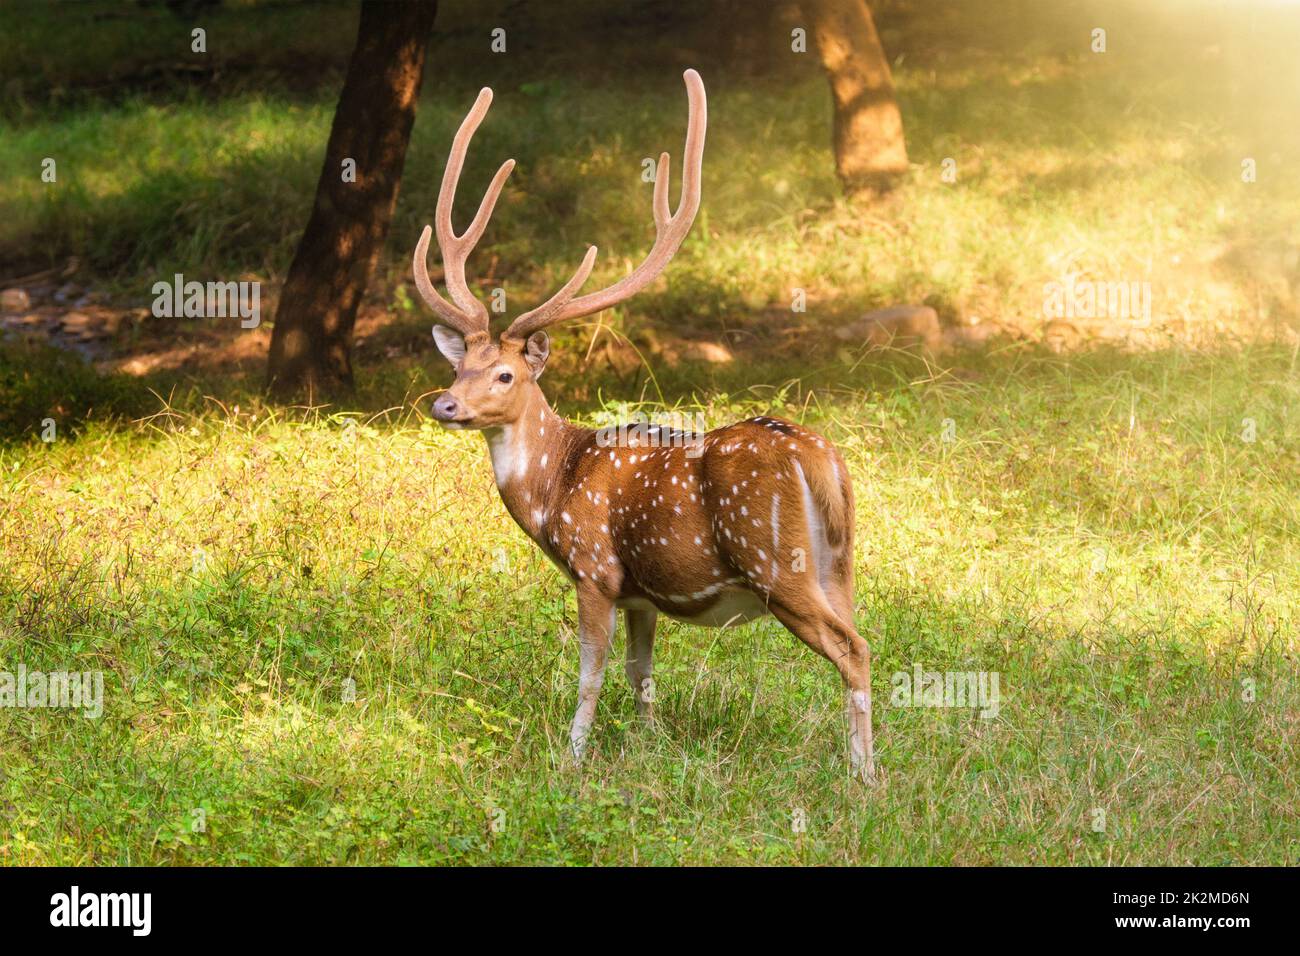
[1,0,1298,865]
[1,343,1297,864]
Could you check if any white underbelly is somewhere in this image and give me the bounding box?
[667,587,770,627]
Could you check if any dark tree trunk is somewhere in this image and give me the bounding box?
[266,0,438,399]
[803,0,908,195]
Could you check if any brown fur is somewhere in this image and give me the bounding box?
[418,70,873,781]
[430,337,875,781]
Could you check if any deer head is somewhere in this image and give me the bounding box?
[417,70,706,430]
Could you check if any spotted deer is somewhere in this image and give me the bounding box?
[417,70,874,782]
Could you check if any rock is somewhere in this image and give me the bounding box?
[680,340,733,363]
[1,288,30,313]
[651,336,735,367]
[835,305,942,352]
[1042,320,1081,353]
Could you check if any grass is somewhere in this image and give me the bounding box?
[1,0,1298,865]
[2,0,1298,339]
[1,342,1297,864]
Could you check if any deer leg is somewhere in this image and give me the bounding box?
[624,607,658,724]
[828,577,874,782]
[570,589,614,762]
[768,597,875,785]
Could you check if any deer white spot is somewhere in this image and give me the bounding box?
[562,512,572,524]
[541,453,548,467]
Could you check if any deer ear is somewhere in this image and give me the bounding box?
[524,330,550,379]
[432,325,467,366]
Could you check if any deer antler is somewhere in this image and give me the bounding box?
[413,87,515,340]
[503,68,707,341]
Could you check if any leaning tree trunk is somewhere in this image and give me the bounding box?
[266,0,438,398]
[803,0,908,195]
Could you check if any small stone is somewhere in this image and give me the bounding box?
[1,288,30,313]
[1042,320,1081,353]
[836,305,942,352]
[680,340,733,363]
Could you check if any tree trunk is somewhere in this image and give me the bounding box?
[803,0,908,195]
[266,0,438,399]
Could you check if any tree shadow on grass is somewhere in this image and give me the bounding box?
[5,329,1295,449]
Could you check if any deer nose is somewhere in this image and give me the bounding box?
[432,395,461,421]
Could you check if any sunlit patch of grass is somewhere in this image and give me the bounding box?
[1,343,1296,864]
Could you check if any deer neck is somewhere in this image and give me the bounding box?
[483,390,582,539]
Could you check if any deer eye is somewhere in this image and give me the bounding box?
[497,371,514,384]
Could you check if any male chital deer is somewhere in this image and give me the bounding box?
[417,70,874,782]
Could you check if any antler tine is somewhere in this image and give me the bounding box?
[504,69,707,341]
[414,226,477,337]
[502,245,599,341]
[652,151,672,227]
[413,87,514,338]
